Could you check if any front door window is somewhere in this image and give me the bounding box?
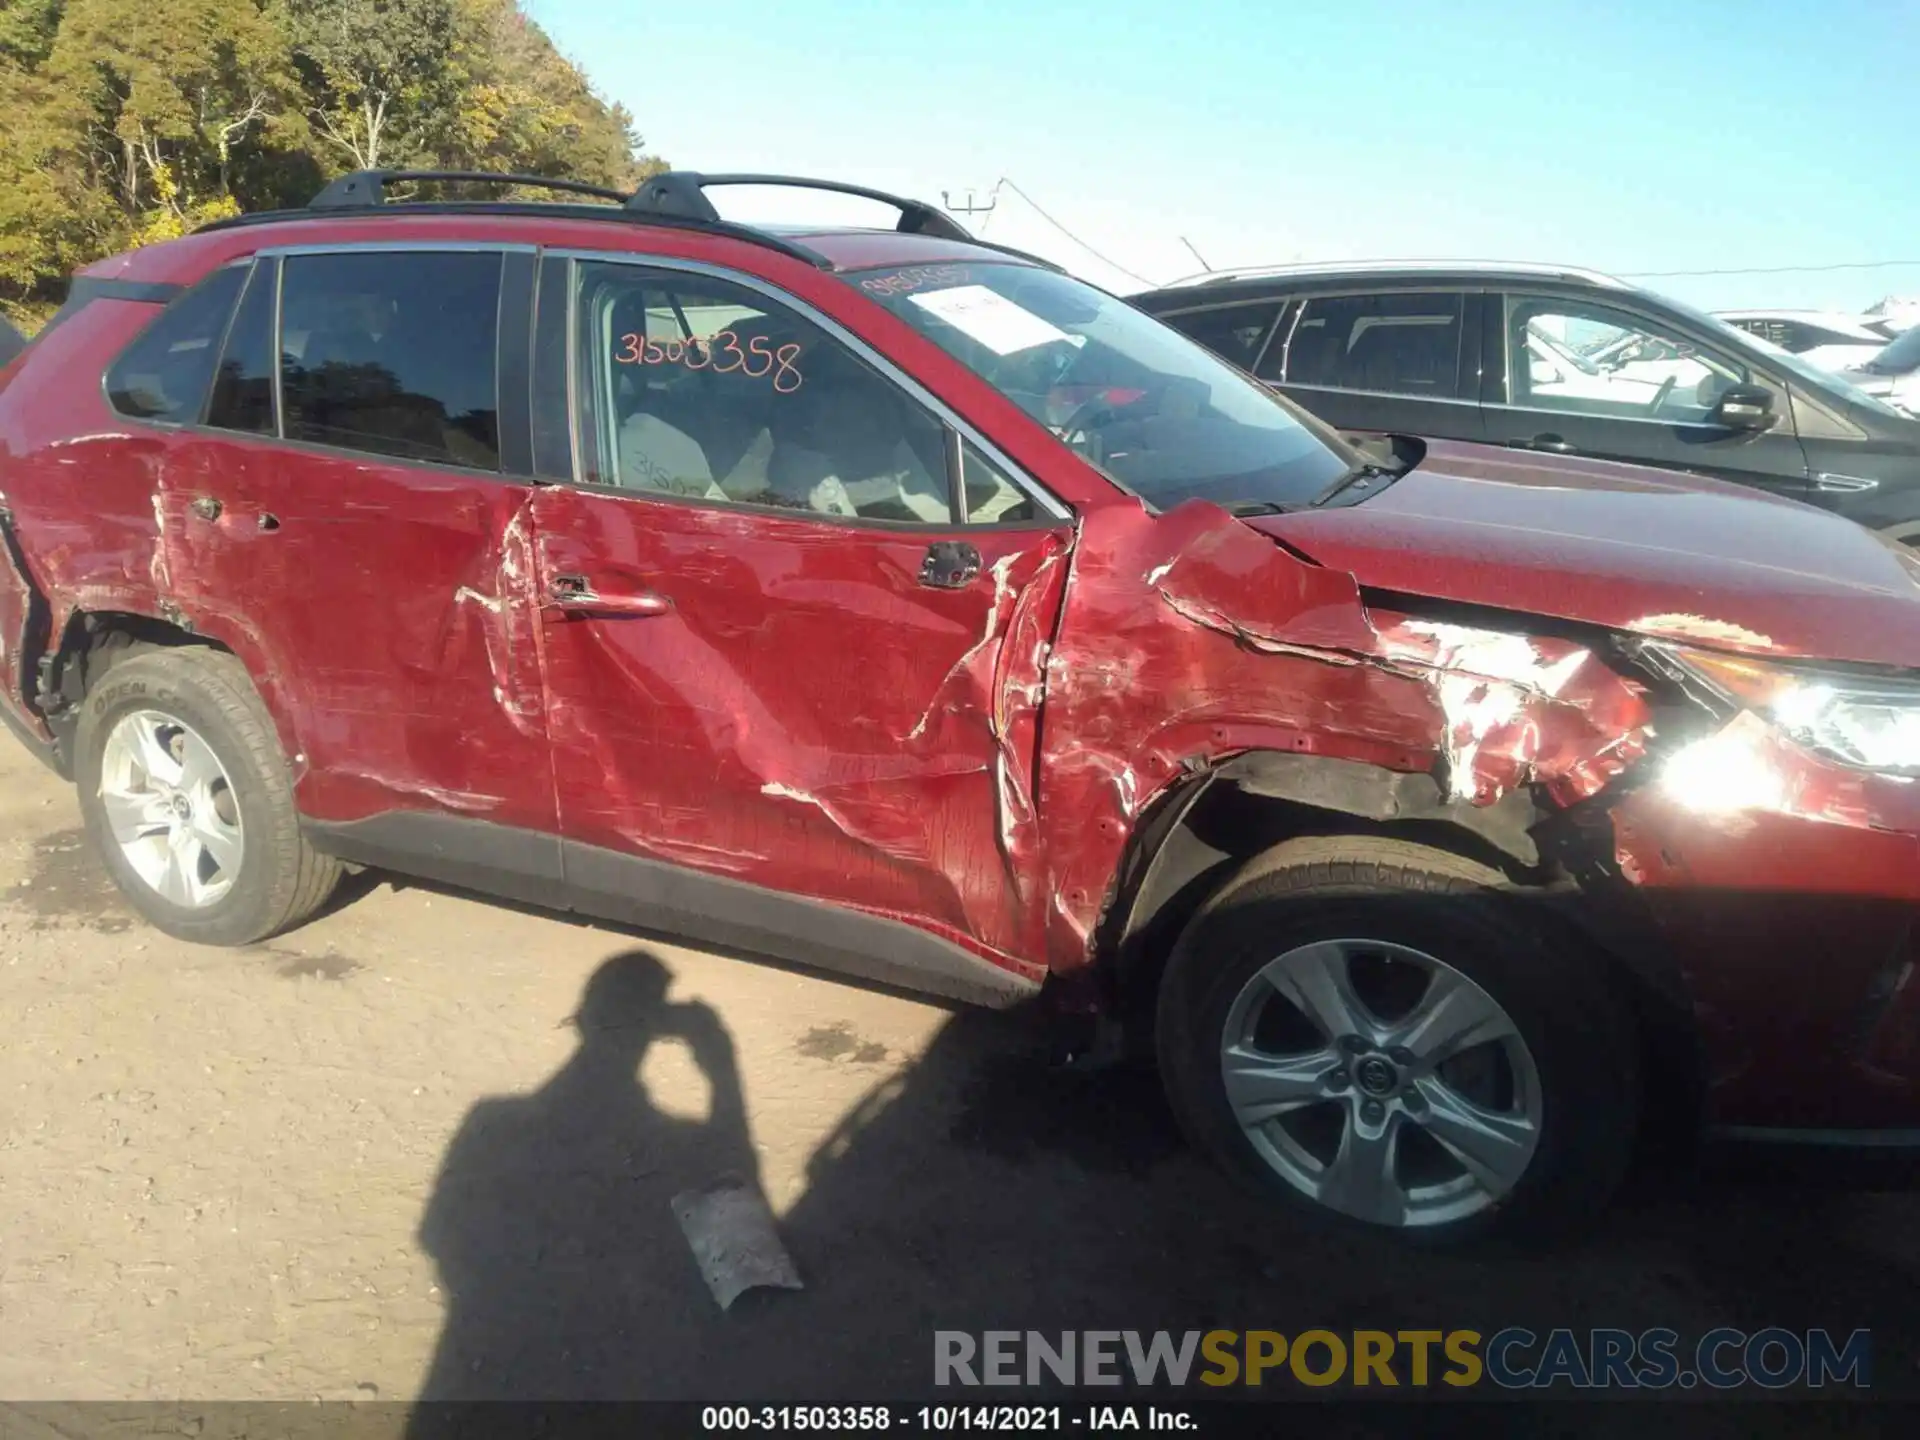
[1510,298,1748,424]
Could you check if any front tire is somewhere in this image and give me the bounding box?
[1156,837,1637,1245]
[74,646,341,945]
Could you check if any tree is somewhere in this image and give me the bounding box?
[45,0,304,231]
[284,0,462,170]
[1,0,664,314]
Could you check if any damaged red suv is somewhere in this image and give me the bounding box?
[4,172,1919,1243]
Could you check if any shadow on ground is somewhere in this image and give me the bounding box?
[407,944,1920,1420]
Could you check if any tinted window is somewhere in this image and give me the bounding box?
[280,251,502,470]
[105,267,246,422]
[1282,292,1464,397]
[0,316,24,367]
[206,259,276,435]
[574,262,959,524]
[1163,303,1282,371]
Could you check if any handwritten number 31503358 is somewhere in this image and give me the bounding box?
[615,331,804,392]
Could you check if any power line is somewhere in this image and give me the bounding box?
[1622,259,1920,279]
[982,179,1162,289]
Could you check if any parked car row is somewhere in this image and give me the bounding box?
[3,173,1918,1248]
[1133,261,1920,541]
[1715,309,1894,372]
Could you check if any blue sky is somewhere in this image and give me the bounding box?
[524,0,1919,313]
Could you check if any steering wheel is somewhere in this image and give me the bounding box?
[1056,388,1152,461]
[1647,374,1678,416]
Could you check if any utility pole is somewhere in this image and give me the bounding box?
[941,187,998,219]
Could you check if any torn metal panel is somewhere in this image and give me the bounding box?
[530,484,1072,978]
[1038,498,1657,971]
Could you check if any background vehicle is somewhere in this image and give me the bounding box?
[1841,324,1920,417]
[1133,261,1920,543]
[1714,309,1888,372]
[4,176,1920,1247]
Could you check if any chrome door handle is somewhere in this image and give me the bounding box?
[546,574,672,617]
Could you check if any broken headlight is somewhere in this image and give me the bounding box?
[1649,643,1920,775]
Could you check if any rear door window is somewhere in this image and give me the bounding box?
[1281,292,1466,398]
[206,258,277,435]
[279,250,503,471]
[105,266,247,423]
[1160,302,1283,372]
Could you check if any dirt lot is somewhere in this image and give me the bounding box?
[2,737,1917,1414]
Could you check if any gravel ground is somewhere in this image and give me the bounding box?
[1,738,1916,1423]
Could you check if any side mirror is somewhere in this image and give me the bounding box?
[1710,383,1776,432]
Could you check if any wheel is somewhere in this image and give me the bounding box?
[73,645,341,945]
[1155,836,1637,1245]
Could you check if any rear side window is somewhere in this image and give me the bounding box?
[279,251,503,471]
[105,266,247,422]
[1279,292,1465,397]
[1162,303,1282,371]
[206,258,277,435]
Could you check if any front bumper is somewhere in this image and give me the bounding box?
[1605,740,1920,1131]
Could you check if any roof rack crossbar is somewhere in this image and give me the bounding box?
[311,170,631,209]
[626,172,972,242]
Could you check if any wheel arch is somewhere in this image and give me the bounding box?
[1094,749,1706,1150]
[38,605,307,784]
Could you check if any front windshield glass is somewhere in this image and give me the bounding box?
[1866,326,1920,376]
[1650,288,1910,420]
[853,261,1351,509]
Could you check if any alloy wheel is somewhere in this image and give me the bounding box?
[1218,938,1543,1228]
[98,709,246,910]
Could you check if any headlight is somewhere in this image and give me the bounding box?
[1648,643,1920,774]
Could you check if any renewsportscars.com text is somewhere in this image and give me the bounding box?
[934,1328,1871,1390]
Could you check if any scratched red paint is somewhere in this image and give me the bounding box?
[3,211,1920,1139]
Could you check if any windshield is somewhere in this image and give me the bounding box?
[853,262,1351,510]
[1866,326,1920,376]
[1648,289,1911,421]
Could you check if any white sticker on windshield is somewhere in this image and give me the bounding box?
[907,285,1072,356]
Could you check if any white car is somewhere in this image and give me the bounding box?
[1713,310,1888,372]
[1841,324,1920,417]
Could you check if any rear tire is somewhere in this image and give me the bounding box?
[1156,836,1637,1245]
[73,646,340,945]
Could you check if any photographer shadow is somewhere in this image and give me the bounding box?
[410,948,763,1406]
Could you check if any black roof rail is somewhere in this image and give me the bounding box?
[310,169,630,208]
[193,168,1060,276]
[628,172,973,241]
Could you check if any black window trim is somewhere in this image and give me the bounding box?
[545,246,1072,531]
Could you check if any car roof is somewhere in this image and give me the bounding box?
[1140,258,1632,298]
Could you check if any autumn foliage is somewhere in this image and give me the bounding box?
[0,0,662,325]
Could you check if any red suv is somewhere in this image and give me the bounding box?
[4,171,1919,1243]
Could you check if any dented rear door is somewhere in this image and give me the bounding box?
[157,247,556,834]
